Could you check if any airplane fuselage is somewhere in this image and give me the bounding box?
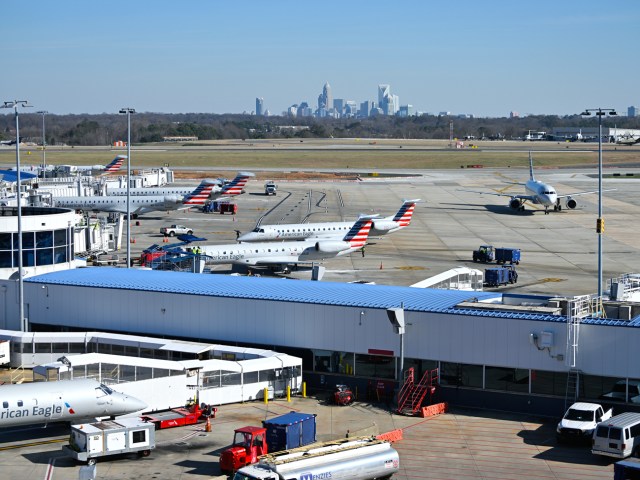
[200,239,358,266]
[54,195,183,215]
[0,379,146,428]
[524,179,557,207]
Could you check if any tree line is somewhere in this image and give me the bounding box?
[1,112,638,146]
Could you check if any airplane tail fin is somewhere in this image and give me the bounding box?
[104,155,126,172]
[528,152,535,181]
[389,199,420,226]
[182,179,219,205]
[220,171,255,196]
[343,215,375,248]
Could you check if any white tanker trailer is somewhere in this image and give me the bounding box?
[232,436,399,480]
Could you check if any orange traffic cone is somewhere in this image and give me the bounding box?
[205,416,212,432]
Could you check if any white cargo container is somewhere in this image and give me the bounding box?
[62,418,155,464]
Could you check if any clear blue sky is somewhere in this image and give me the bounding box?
[2,0,639,117]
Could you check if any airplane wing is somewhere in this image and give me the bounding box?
[557,188,616,199]
[458,189,536,202]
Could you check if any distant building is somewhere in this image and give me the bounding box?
[378,84,390,106]
[628,106,639,118]
[359,101,372,118]
[510,111,520,118]
[333,98,344,116]
[398,105,414,117]
[345,100,358,117]
[317,82,332,111]
[297,102,312,117]
[256,98,264,116]
[438,111,451,116]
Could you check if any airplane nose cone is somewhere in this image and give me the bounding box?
[237,233,252,242]
[114,393,147,415]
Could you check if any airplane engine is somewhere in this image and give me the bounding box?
[371,220,397,232]
[565,197,577,209]
[164,195,182,206]
[315,240,348,253]
[509,198,524,210]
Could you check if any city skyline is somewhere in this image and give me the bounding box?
[2,1,639,117]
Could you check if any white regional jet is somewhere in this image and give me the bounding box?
[54,179,220,217]
[56,155,126,174]
[460,153,614,215]
[238,199,420,242]
[194,215,376,269]
[0,379,147,428]
[106,171,255,198]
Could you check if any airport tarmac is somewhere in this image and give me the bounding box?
[119,165,640,297]
[0,393,617,480]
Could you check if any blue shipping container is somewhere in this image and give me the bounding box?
[262,412,317,452]
[495,247,521,264]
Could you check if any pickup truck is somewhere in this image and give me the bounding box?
[556,402,613,443]
[160,225,193,237]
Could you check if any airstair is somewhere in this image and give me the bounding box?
[397,367,439,415]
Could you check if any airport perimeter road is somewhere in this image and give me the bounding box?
[0,395,615,480]
[121,166,640,297]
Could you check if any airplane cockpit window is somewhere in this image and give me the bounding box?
[97,384,113,396]
[251,228,260,233]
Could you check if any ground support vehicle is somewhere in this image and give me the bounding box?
[263,412,317,452]
[556,402,613,443]
[614,458,640,479]
[141,403,207,430]
[221,412,317,474]
[220,426,268,474]
[484,266,517,287]
[265,181,277,195]
[592,412,640,458]
[334,384,354,405]
[472,245,494,263]
[62,418,155,465]
[203,200,237,214]
[160,225,193,237]
[232,436,399,480]
[495,247,521,264]
[92,253,119,266]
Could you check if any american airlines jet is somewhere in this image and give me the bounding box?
[56,155,126,174]
[0,379,146,428]
[54,179,219,216]
[106,171,255,198]
[238,199,419,242]
[186,215,376,269]
[460,153,615,214]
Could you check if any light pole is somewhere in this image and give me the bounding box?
[2,100,33,332]
[119,108,135,268]
[36,110,48,174]
[580,108,617,302]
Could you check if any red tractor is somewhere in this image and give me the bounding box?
[334,384,354,406]
[219,426,267,474]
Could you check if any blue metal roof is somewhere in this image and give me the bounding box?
[26,268,631,325]
[27,268,500,313]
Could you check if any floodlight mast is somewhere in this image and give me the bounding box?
[36,110,48,172]
[580,108,617,303]
[119,108,135,268]
[1,100,33,332]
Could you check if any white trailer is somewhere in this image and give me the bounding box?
[233,436,399,480]
[63,418,155,464]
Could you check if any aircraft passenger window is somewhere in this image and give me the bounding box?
[2,401,7,408]
[17,400,23,407]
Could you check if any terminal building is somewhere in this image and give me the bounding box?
[1,267,640,416]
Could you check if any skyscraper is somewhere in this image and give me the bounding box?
[378,84,390,106]
[256,97,264,116]
[318,82,333,111]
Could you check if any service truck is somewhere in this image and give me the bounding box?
[160,225,193,237]
[63,418,155,465]
[232,436,399,480]
[556,402,613,443]
[265,181,277,195]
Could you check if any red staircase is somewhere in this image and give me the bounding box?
[396,367,439,415]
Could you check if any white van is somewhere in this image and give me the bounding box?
[592,412,640,458]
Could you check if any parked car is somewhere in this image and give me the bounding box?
[160,225,193,237]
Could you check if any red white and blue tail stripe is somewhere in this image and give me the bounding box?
[392,199,420,227]
[220,172,255,196]
[182,180,219,205]
[344,215,375,248]
[104,155,126,172]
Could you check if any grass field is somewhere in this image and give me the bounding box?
[1,139,638,173]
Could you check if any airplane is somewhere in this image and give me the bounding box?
[0,137,21,146]
[0,379,147,428]
[614,134,640,146]
[459,152,615,215]
[53,179,220,217]
[54,155,127,174]
[106,171,255,198]
[237,199,420,242]
[175,215,376,271]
